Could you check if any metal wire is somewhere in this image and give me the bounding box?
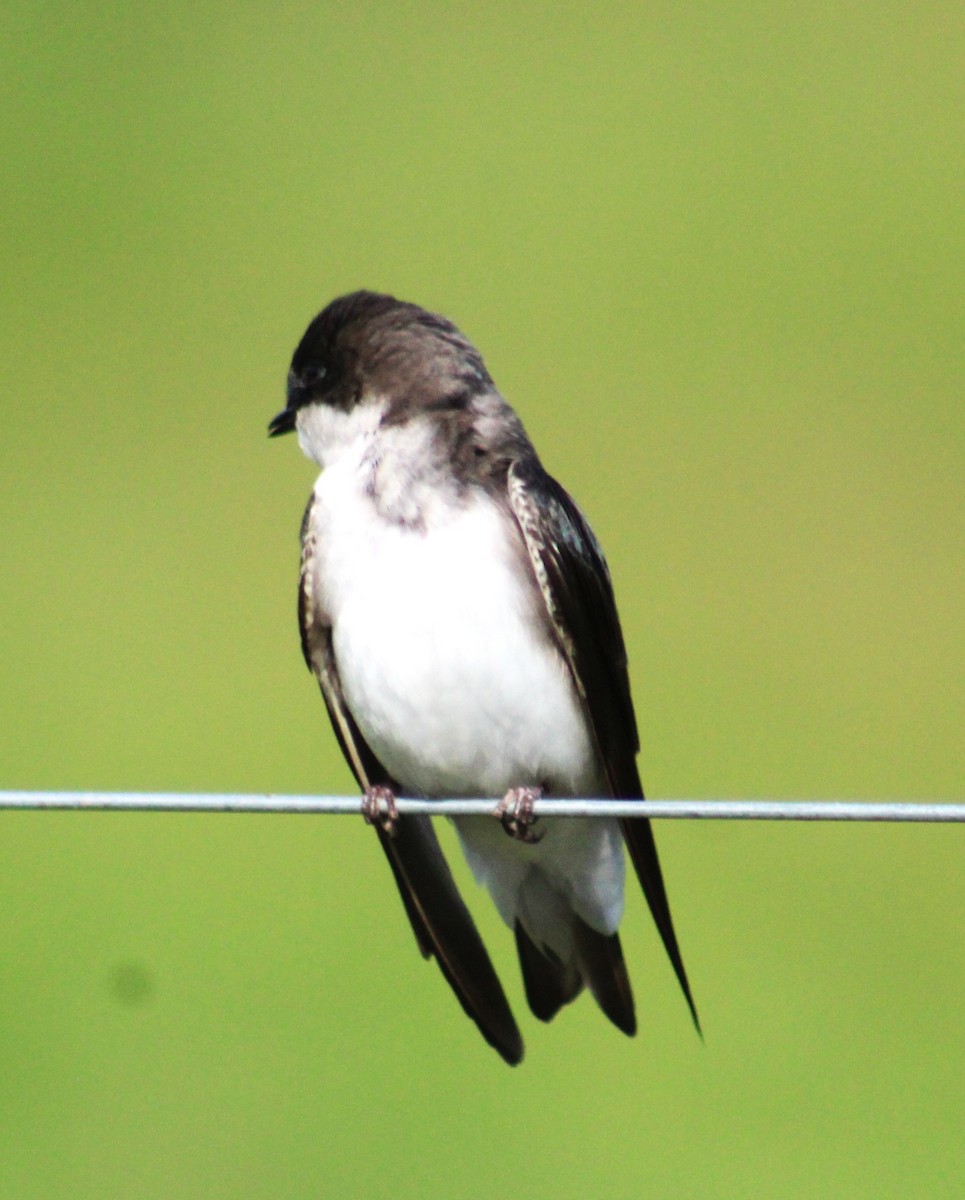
[0,792,963,821]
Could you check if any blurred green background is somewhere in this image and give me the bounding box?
[1,3,962,1197]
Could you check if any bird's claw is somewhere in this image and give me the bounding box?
[362,785,399,838]
[495,786,545,843]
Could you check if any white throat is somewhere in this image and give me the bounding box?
[295,396,386,471]
[297,398,462,527]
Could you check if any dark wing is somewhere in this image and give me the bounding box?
[507,457,699,1031]
[298,499,523,1064]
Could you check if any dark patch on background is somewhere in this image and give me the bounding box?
[108,961,154,1007]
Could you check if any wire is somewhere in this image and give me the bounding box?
[0,792,962,821]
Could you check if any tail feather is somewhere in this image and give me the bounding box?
[572,917,636,1036]
[514,920,582,1022]
[514,915,636,1036]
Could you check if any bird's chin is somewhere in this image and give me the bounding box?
[296,397,386,470]
[296,425,325,467]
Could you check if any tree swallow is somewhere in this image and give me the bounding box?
[269,291,698,1064]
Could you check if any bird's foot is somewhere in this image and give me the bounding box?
[362,785,399,838]
[495,786,545,843]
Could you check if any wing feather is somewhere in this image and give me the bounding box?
[507,458,699,1031]
[299,496,523,1063]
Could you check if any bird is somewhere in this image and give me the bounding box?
[268,290,698,1064]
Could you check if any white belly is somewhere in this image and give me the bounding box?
[308,462,625,943]
[311,469,597,797]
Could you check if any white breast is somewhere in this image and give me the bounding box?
[300,406,626,946]
[309,460,598,799]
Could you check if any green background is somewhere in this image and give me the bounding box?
[2,4,962,1197]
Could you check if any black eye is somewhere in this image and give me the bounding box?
[287,360,330,411]
[303,363,327,387]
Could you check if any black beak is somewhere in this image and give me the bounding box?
[267,407,296,437]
